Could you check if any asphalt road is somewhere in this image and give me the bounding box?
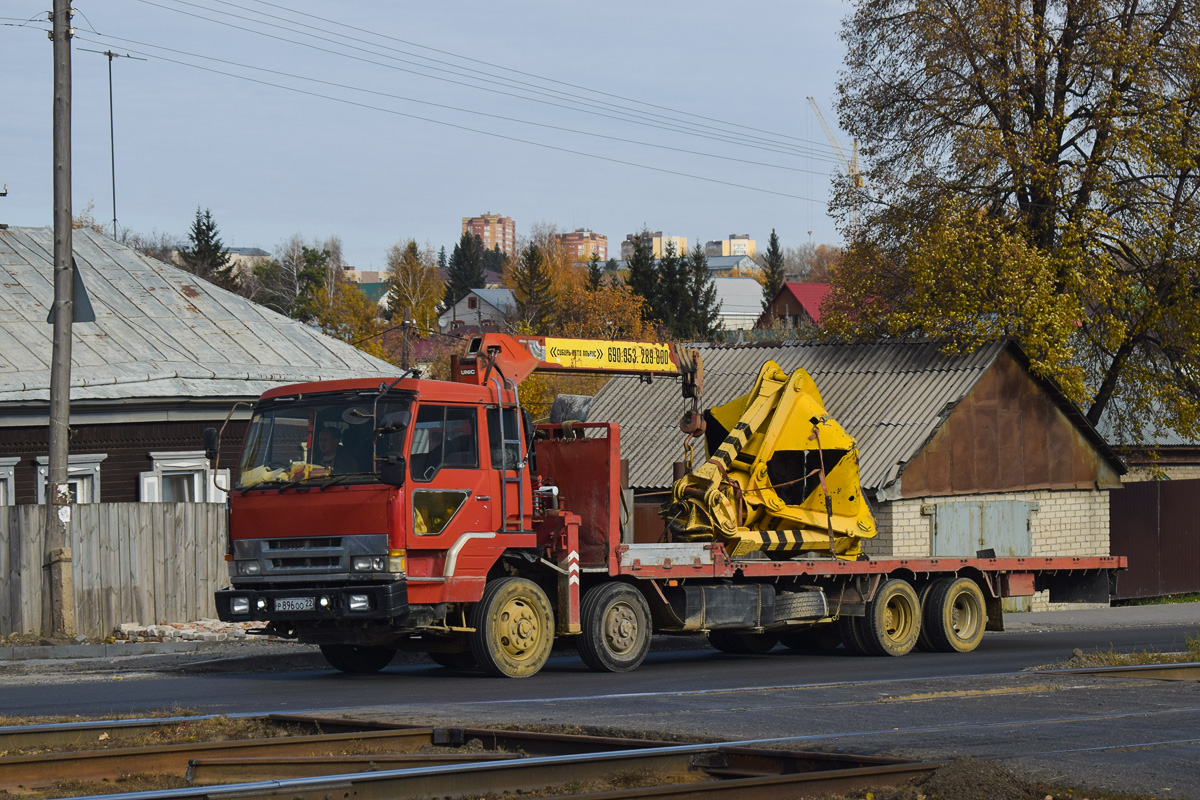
[1,607,1197,798]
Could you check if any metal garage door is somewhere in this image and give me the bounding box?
[932,499,1036,557]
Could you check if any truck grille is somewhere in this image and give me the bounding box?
[232,534,388,582]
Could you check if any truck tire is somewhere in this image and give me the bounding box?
[427,641,477,670]
[780,624,842,652]
[469,577,555,678]
[319,644,396,673]
[578,583,652,673]
[836,615,871,655]
[860,578,921,657]
[708,630,779,654]
[774,591,828,621]
[922,577,987,653]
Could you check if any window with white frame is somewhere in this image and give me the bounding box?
[0,457,18,505]
[139,451,228,503]
[35,453,107,504]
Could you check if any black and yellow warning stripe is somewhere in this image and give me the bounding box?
[709,421,753,470]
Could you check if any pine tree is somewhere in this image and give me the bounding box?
[178,207,239,292]
[444,232,486,309]
[482,244,508,277]
[655,241,688,336]
[686,244,721,339]
[291,246,329,323]
[761,229,785,310]
[437,246,448,272]
[625,232,658,326]
[510,243,554,334]
[586,252,604,291]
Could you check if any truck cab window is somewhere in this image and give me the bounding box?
[411,405,479,481]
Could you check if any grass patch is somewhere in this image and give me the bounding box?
[1037,635,1200,669]
[1115,591,1200,606]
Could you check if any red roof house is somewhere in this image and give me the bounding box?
[758,282,831,329]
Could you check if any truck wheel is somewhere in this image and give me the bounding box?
[836,615,871,655]
[923,577,987,653]
[861,579,921,657]
[469,577,555,678]
[780,624,842,652]
[578,583,652,673]
[319,644,396,673]
[708,630,779,654]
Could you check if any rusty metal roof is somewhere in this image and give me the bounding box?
[588,338,1114,494]
[0,227,398,407]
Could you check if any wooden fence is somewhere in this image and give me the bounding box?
[0,503,227,638]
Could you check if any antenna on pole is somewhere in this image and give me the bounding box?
[80,48,145,239]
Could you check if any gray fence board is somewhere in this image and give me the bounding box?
[0,503,227,637]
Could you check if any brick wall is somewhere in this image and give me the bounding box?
[868,489,1111,610]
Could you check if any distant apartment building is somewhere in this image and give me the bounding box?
[704,234,756,258]
[462,213,517,256]
[619,231,688,260]
[555,228,608,262]
[342,267,384,284]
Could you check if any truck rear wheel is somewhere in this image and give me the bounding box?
[469,577,555,678]
[923,577,986,653]
[861,578,921,657]
[319,644,396,673]
[578,583,652,673]
[836,615,871,655]
[708,631,779,654]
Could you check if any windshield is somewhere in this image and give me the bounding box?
[236,391,411,490]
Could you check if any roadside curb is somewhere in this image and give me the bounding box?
[0,641,230,662]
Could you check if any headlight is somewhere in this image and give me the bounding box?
[348,594,371,612]
[238,561,261,576]
[352,556,386,572]
[230,597,250,615]
[388,549,406,574]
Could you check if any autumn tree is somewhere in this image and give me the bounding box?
[509,243,555,334]
[314,269,386,360]
[826,0,1200,443]
[761,229,785,309]
[178,208,239,292]
[385,239,443,333]
[444,232,486,309]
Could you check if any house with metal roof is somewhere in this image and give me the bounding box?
[0,226,399,506]
[438,287,515,334]
[710,277,762,331]
[760,282,831,329]
[588,339,1125,609]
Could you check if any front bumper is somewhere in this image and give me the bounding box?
[215,580,410,623]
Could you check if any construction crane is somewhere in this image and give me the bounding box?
[806,97,862,189]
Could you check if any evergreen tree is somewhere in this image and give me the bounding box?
[586,252,604,291]
[761,228,786,310]
[510,243,554,334]
[291,246,329,323]
[178,207,239,292]
[655,241,689,336]
[437,245,448,273]
[443,232,486,309]
[686,244,721,339]
[606,257,618,272]
[481,244,508,277]
[625,231,658,326]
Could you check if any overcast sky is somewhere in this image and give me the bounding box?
[4,1,851,269]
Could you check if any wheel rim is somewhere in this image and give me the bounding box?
[603,601,639,655]
[950,590,982,640]
[882,593,917,644]
[496,596,542,661]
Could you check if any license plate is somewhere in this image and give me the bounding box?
[274,596,315,612]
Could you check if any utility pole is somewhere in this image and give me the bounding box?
[46,0,76,640]
[81,49,145,239]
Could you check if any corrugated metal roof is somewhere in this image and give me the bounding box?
[0,227,399,405]
[589,339,1011,493]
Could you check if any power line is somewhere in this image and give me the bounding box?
[72,34,826,204]
[131,0,839,163]
[76,32,836,178]
[203,0,842,157]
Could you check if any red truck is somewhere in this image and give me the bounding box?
[212,333,1124,677]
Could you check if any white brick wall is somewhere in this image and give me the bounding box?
[868,489,1111,611]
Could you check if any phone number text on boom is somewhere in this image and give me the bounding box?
[607,345,672,367]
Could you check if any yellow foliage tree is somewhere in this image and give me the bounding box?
[315,270,387,361]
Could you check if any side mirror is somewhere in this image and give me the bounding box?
[377,410,412,434]
[380,452,406,487]
[203,427,220,465]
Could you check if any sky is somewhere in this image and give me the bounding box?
[3,1,852,270]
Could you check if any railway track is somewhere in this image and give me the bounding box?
[0,712,937,799]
